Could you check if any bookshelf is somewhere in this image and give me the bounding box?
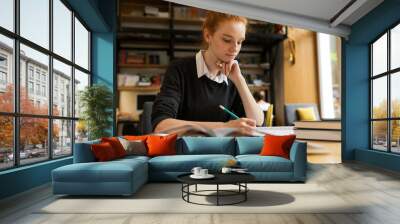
[117,0,287,123]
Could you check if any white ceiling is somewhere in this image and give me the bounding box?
[227,0,352,22]
[166,0,384,37]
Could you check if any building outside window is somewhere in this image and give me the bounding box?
[28,67,34,80]
[54,89,58,104]
[0,54,7,90]
[35,70,40,81]
[42,85,46,97]
[0,71,6,84]
[0,54,7,67]
[35,83,40,95]
[28,81,34,94]
[0,58,5,66]
[0,71,7,93]
[41,73,46,83]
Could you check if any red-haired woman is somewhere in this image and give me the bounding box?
[152,12,264,135]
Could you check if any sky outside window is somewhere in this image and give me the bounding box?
[20,0,49,49]
[372,34,387,76]
[391,24,400,70]
[74,18,89,70]
[18,0,88,67]
[0,0,14,32]
[53,0,72,60]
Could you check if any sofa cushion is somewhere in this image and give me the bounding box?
[118,137,147,156]
[91,142,118,161]
[296,107,317,121]
[147,134,178,157]
[115,155,150,163]
[101,137,126,158]
[235,137,263,155]
[178,137,235,155]
[236,155,293,172]
[148,154,235,172]
[124,135,148,141]
[260,134,296,159]
[53,158,148,183]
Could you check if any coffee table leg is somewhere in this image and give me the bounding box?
[195,184,197,192]
[187,184,190,202]
[217,184,219,206]
[245,183,247,201]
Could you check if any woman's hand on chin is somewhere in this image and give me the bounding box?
[217,60,244,84]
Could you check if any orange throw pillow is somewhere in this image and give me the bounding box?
[260,134,296,159]
[91,142,117,161]
[124,135,149,141]
[146,134,178,157]
[101,137,126,158]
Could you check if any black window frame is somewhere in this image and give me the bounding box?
[370,20,400,154]
[0,0,92,171]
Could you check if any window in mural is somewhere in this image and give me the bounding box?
[0,0,91,170]
[370,24,400,154]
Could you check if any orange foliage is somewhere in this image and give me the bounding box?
[0,84,60,149]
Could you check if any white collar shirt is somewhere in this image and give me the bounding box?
[195,50,229,85]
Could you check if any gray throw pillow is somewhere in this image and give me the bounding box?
[118,137,147,156]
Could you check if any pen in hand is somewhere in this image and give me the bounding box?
[219,105,240,119]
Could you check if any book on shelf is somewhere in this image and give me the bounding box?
[173,7,206,20]
[137,82,152,86]
[144,6,159,16]
[154,125,294,137]
[118,74,140,87]
[294,129,341,141]
[293,120,341,130]
[119,50,169,65]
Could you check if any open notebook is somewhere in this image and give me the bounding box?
[155,124,294,137]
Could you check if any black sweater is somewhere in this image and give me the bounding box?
[151,57,245,130]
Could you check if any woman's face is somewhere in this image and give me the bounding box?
[205,20,246,63]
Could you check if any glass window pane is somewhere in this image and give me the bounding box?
[0,116,14,170]
[53,119,72,158]
[53,0,72,60]
[391,24,400,70]
[0,0,14,31]
[20,0,49,49]
[53,59,72,117]
[75,120,88,143]
[74,69,89,118]
[20,117,49,165]
[372,121,388,151]
[372,76,387,119]
[391,120,400,153]
[20,44,49,115]
[74,18,89,70]
[391,72,400,118]
[372,33,387,76]
[0,35,14,112]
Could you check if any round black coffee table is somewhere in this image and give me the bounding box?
[177,173,255,206]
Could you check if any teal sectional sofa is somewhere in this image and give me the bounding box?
[52,137,307,196]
